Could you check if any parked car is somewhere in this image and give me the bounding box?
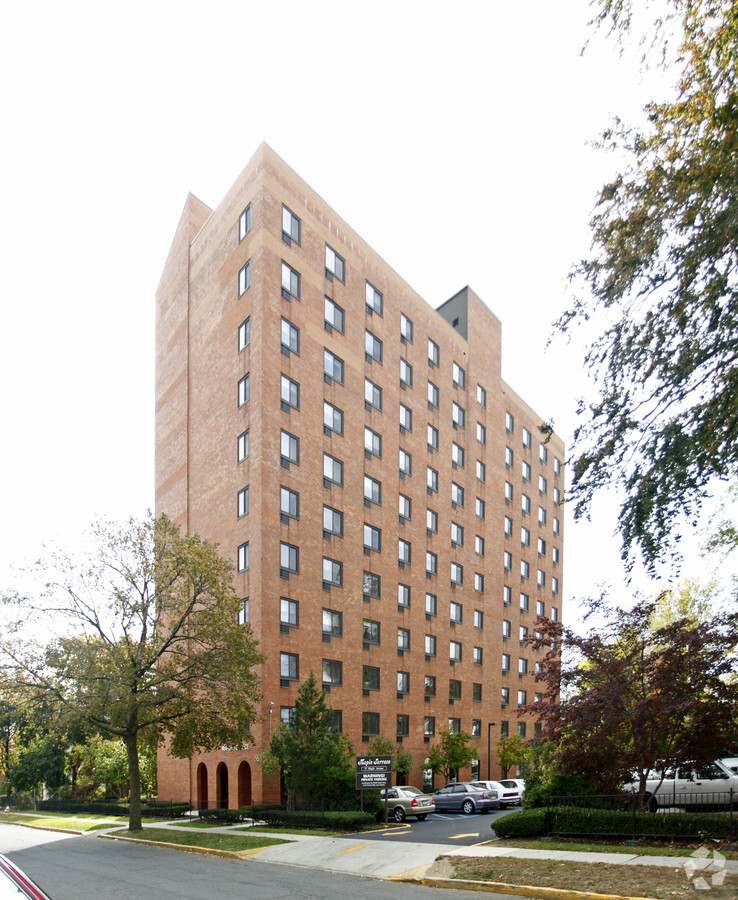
[627,760,738,810]
[473,779,523,806]
[720,757,738,775]
[379,785,435,822]
[433,782,499,814]
[0,854,53,900]
[499,778,526,803]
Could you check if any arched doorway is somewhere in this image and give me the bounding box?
[238,761,252,807]
[217,762,229,809]
[196,763,208,810]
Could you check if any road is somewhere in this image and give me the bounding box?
[0,824,521,900]
[364,806,519,845]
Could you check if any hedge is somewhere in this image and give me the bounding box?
[198,807,250,824]
[493,809,547,838]
[247,805,374,831]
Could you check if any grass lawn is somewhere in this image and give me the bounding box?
[491,837,738,860]
[114,827,291,852]
[1,813,115,832]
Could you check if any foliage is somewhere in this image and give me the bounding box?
[493,808,547,838]
[496,734,531,778]
[0,513,263,830]
[73,733,156,799]
[527,595,738,805]
[246,804,374,831]
[366,735,414,778]
[559,0,738,570]
[265,672,355,808]
[426,730,479,782]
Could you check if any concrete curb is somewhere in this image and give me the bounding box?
[397,874,661,900]
[100,832,244,860]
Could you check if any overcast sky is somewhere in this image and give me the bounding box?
[0,1,725,617]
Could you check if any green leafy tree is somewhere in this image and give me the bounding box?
[0,514,263,830]
[366,735,414,781]
[496,734,531,779]
[559,0,738,570]
[427,730,479,783]
[265,672,355,808]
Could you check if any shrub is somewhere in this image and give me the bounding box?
[493,809,547,838]
[197,807,249,823]
[246,804,374,831]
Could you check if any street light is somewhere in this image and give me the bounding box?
[487,722,498,781]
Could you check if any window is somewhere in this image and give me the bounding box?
[280,374,299,410]
[452,362,466,389]
[427,466,438,493]
[324,296,345,333]
[238,317,251,351]
[451,442,464,468]
[323,505,343,538]
[538,506,547,526]
[473,682,482,702]
[539,475,548,495]
[518,690,527,707]
[450,601,463,624]
[280,652,299,682]
[452,482,464,508]
[363,524,381,553]
[280,597,298,627]
[363,619,380,644]
[476,422,486,445]
[522,427,532,449]
[552,606,559,622]
[362,711,379,739]
[522,461,531,482]
[238,260,251,296]
[502,619,511,639]
[536,599,545,617]
[506,411,514,433]
[398,494,411,522]
[425,634,437,657]
[282,204,300,244]
[427,381,439,409]
[500,721,509,739]
[449,678,462,699]
[448,717,461,734]
[364,475,381,506]
[323,401,343,435]
[397,583,410,608]
[518,722,527,738]
[398,539,411,566]
[365,330,383,363]
[399,403,412,432]
[325,244,345,282]
[363,666,380,691]
[552,576,559,595]
[476,460,486,483]
[322,659,342,685]
[425,675,436,697]
[475,497,485,518]
[238,597,249,625]
[519,626,528,644]
[424,716,435,737]
[553,517,560,536]
[505,481,513,503]
[540,444,548,464]
[505,446,514,468]
[237,542,249,573]
[364,281,383,315]
[323,452,343,486]
[280,486,299,521]
[521,560,530,580]
[428,338,439,367]
[471,719,481,738]
[281,317,299,355]
[554,456,561,476]
[399,448,412,477]
[323,608,342,636]
[504,551,512,572]
[425,592,437,616]
[364,426,382,458]
[473,537,484,559]
[477,384,486,407]
[502,653,511,673]
[504,585,512,606]
[397,627,410,652]
[397,672,410,695]
[522,493,531,515]
[520,592,530,612]
[426,551,438,576]
[281,261,300,300]
[450,563,463,586]
[401,313,414,342]
[323,557,342,587]
[400,358,413,388]
[553,487,561,506]
[239,204,251,241]
[450,640,462,663]
[451,521,464,547]
[537,537,546,557]
[427,424,439,451]
[364,378,382,411]
[280,430,299,467]
[552,546,560,565]
[452,402,465,429]
[363,572,381,600]
[504,516,513,537]
[280,542,299,576]
[474,573,484,593]
[324,349,344,384]
[501,686,510,706]
[238,430,250,462]
[474,609,483,629]
[521,526,530,547]
[237,486,249,518]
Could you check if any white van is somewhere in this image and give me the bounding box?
[633,760,738,810]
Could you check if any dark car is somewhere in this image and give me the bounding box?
[432,781,500,814]
[0,854,53,899]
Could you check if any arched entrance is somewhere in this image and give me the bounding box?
[196,762,208,810]
[237,761,252,807]
[217,762,229,809]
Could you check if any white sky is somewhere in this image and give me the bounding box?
[0,1,727,619]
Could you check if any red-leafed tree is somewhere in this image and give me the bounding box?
[526,596,738,806]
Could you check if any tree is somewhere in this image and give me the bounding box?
[528,595,738,805]
[366,735,414,781]
[559,0,738,570]
[265,672,355,808]
[496,734,531,779]
[0,514,263,830]
[427,730,479,783]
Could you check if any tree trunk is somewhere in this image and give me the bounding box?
[125,731,142,831]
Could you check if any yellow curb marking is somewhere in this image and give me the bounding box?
[387,864,431,880]
[336,842,374,856]
[449,833,479,839]
[416,877,662,900]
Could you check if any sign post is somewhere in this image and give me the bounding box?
[356,755,393,826]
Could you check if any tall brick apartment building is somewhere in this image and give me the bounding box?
[155,143,564,809]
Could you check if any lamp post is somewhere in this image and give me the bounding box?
[487,722,498,781]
